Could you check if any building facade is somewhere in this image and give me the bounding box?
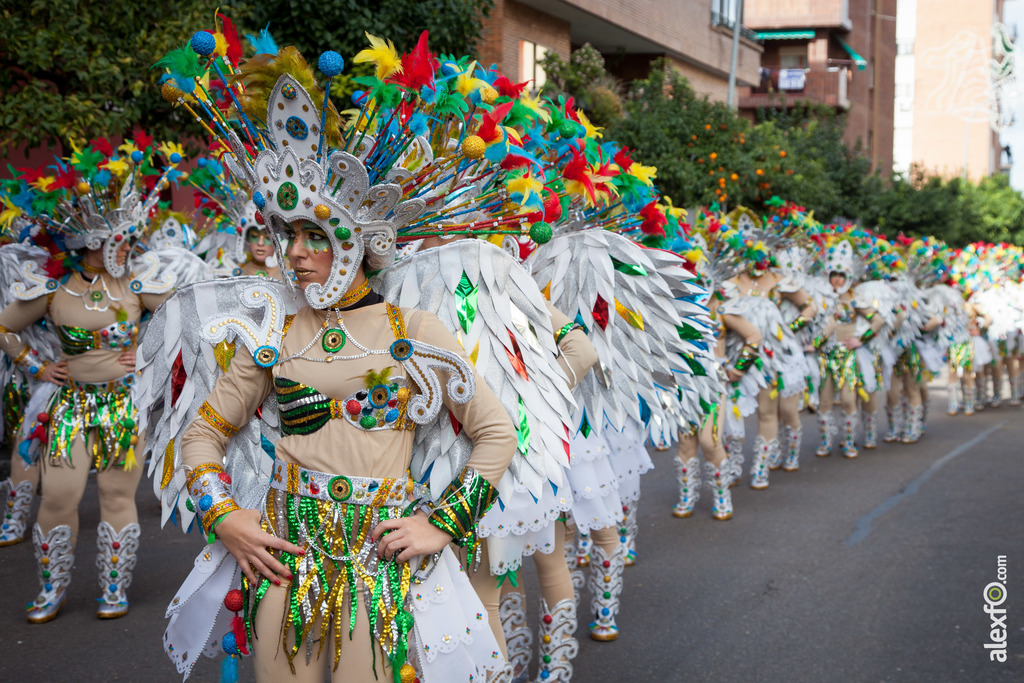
[738,0,897,173]
[893,0,1009,180]
[477,0,763,103]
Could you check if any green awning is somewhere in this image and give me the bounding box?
[837,36,867,70]
[755,30,815,41]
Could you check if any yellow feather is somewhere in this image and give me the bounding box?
[353,33,403,79]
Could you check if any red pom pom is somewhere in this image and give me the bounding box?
[112,542,121,550]
[543,614,553,624]
[224,588,244,612]
[602,560,611,568]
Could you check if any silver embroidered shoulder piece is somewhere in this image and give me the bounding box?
[136,277,298,530]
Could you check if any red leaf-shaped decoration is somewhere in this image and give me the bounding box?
[449,409,463,436]
[171,350,186,406]
[505,329,529,381]
[593,294,609,331]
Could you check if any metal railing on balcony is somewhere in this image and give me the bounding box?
[740,64,851,109]
[711,11,759,43]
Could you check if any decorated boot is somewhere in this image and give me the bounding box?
[564,529,585,609]
[815,411,834,456]
[672,456,701,518]
[0,478,35,546]
[26,524,73,624]
[724,435,744,487]
[964,383,976,416]
[947,381,961,415]
[95,521,140,619]
[863,411,878,450]
[704,459,734,520]
[620,503,638,567]
[781,424,801,471]
[575,530,592,568]
[499,591,532,683]
[588,544,626,642]
[767,434,784,470]
[884,405,904,443]
[840,411,859,458]
[902,404,924,443]
[534,598,579,682]
[749,435,772,490]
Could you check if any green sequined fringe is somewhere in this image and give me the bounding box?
[47,382,137,470]
[248,490,415,679]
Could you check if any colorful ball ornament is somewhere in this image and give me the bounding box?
[190,31,216,56]
[318,50,345,77]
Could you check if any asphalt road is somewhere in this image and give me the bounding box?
[0,379,1021,682]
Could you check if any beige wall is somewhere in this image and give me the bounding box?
[479,0,762,102]
[667,57,730,102]
[911,0,1001,179]
[557,0,762,85]
[745,0,851,29]
[478,0,572,81]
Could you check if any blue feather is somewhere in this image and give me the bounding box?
[246,27,279,56]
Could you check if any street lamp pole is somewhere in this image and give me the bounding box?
[728,0,744,109]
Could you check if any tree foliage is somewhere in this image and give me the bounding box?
[248,0,493,70]
[865,169,1024,246]
[0,0,493,157]
[0,0,246,155]
[542,48,1024,246]
[539,44,623,128]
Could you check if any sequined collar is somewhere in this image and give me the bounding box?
[328,280,373,310]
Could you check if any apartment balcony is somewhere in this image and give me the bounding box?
[739,64,851,111]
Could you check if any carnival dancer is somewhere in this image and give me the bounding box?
[189,153,282,279]
[0,135,208,622]
[0,223,61,547]
[812,236,885,458]
[655,220,734,520]
[715,213,813,489]
[140,34,563,682]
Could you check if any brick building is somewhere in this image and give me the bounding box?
[893,0,1009,180]
[738,0,898,174]
[477,0,763,103]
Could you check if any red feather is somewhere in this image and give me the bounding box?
[391,31,436,91]
[220,15,243,65]
[133,128,154,151]
[613,147,634,170]
[639,201,667,237]
[90,138,114,157]
[493,75,528,99]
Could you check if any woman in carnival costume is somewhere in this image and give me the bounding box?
[809,230,886,458]
[190,151,284,279]
[710,209,814,489]
[660,214,734,520]
[0,219,61,547]
[966,244,1024,408]
[136,30,610,681]
[882,237,947,444]
[916,246,972,417]
[515,118,716,647]
[0,135,208,622]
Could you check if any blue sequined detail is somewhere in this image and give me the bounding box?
[285,116,309,140]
